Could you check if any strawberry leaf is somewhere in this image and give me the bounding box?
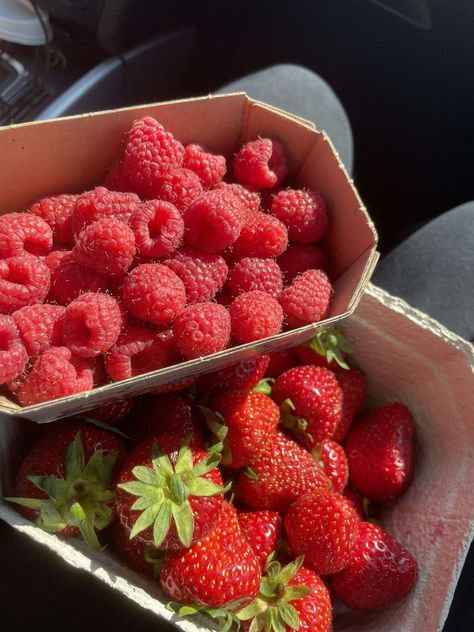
[65,433,86,480]
[152,501,173,548]
[279,603,299,630]
[171,501,194,548]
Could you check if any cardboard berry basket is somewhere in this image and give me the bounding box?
[1,283,473,632]
[0,93,378,422]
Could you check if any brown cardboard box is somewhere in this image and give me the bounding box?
[0,94,377,421]
[1,284,473,631]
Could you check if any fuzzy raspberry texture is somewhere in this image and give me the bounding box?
[73,187,140,234]
[16,346,93,405]
[73,218,136,278]
[122,263,186,325]
[0,213,52,259]
[105,326,169,381]
[230,290,283,343]
[29,194,79,248]
[103,160,136,193]
[13,304,65,357]
[183,143,227,188]
[45,250,108,306]
[214,182,261,218]
[123,117,185,198]
[280,269,332,327]
[0,315,28,383]
[183,189,244,253]
[271,189,329,243]
[0,255,50,314]
[130,200,183,258]
[228,257,283,298]
[153,168,203,212]
[63,293,122,358]
[278,243,329,283]
[234,138,288,190]
[231,210,288,260]
[173,302,231,360]
[163,246,228,304]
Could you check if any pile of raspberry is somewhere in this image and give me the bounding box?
[0,116,332,406]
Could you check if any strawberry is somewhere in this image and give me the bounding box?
[115,439,226,551]
[313,438,349,493]
[284,489,359,575]
[110,520,162,577]
[7,422,126,549]
[332,367,366,442]
[345,402,415,501]
[196,355,270,398]
[264,348,298,378]
[342,487,366,521]
[235,431,331,512]
[237,510,282,569]
[294,327,351,370]
[331,521,418,610]
[273,366,343,448]
[85,398,135,425]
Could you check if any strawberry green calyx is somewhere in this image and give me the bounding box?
[253,378,275,396]
[304,327,352,370]
[167,600,246,632]
[6,433,118,550]
[280,399,312,443]
[199,405,233,465]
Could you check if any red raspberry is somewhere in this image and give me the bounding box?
[45,250,108,305]
[123,117,185,198]
[231,210,288,260]
[277,243,329,282]
[280,269,332,327]
[122,263,186,325]
[13,304,65,357]
[183,189,244,253]
[183,143,226,188]
[271,189,328,243]
[228,257,283,298]
[130,200,183,258]
[73,187,140,233]
[153,168,203,212]
[0,255,50,314]
[16,346,93,405]
[105,326,170,381]
[173,302,231,360]
[214,182,261,217]
[63,293,122,357]
[29,194,78,248]
[234,138,288,190]
[230,290,283,343]
[0,213,52,259]
[73,218,136,278]
[162,246,228,304]
[0,315,28,383]
[103,160,136,193]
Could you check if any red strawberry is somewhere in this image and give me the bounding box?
[196,355,270,398]
[345,403,415,501]
[115,439,225,551]
[342,487,366,521]
[85,398,135,425]
[294,327,351,370]
[8,422,126,549]
[110,521,162,577]
[160,501,260,608]
[273,365,343,448]
[332,367,366,442]
[237,510,282,569]
[313,439,349,493]
[331,521,418,610]
[264,348,298,378]
[235,431,330,512]
[284,489,359,575]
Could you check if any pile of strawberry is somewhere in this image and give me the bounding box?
[7,329,418,631]
[0,115,333,407]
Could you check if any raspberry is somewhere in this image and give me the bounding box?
[0,315,28,383]
[279,269,332,327]
[123,117,185,198]
[162,246,228,304]
[73,218,136,278]
[73,187,140,234]
[13,304,65,357]
[183,143,227,188]
[0,213,52,259]
[277,243,329,282]
[63,293,122,357]
[16,346,93,406]
[45,250,108,305]
[103,160,137,193]
[29,194,78,248]
[228,258,283,298]
[214,182,261,218]
[105,326,170,381]
[0,255,50,314]
[130,200,183,258]
[183,189,244,253]
[122,263,186,325]
[231,210,288,260]
[173,302,231,360]
[230,290,283,343]
[234,138,288,190]
[271,189,328,243]
[153,168,203,212]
